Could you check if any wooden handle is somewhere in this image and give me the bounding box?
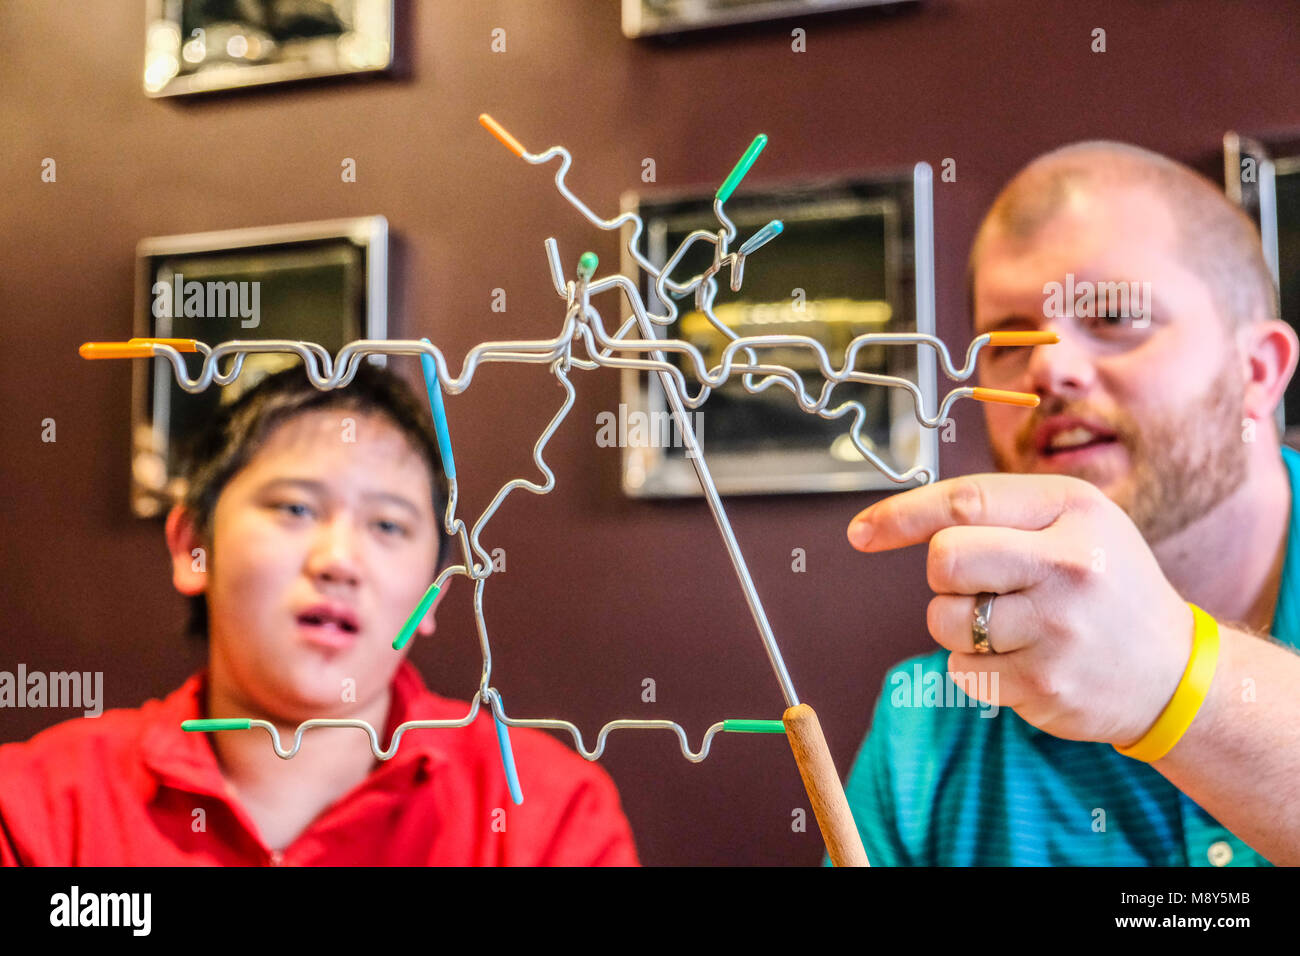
[783,703,870,867]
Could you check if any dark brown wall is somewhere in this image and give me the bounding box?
[2,0,1298,865]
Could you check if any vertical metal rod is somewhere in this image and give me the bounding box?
[638,325,800,709]
[913,161,939,484]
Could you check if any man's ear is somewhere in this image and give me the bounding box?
[1239,318,1300,423]
[415,577,450,638]
[165,504,209,597]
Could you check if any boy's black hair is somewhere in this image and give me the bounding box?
[177,360,451,640]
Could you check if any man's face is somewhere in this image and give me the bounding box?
[204,408,440,722]
[973,181,1247,544]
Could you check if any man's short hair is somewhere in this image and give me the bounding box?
[176,361,451,640]
[966,140,1279,331]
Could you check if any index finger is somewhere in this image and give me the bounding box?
[846,473,1081,552]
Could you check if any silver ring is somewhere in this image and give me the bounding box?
[972,592,997,654]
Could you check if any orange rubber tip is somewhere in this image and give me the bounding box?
[986,331,1059,347]
[128,337,198,352]
[79,342,154,359]
[478,113,526,158]
[971,387,1040,408]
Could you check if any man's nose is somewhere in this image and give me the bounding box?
[1026,320,1097,402]
[306,514,362,587]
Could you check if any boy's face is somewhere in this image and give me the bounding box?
[172,407,444,723]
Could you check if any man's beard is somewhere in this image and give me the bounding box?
[991,359,1248,545]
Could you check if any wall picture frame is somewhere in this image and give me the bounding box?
[622,0,918,38]
[130,216,389,517]
[144,0,395,97]
[1224,130,1300,444]
[619,172,936,497]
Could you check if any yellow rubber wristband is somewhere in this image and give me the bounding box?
[1114,603,1220,763]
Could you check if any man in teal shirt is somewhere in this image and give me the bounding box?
[840,141,1300,866]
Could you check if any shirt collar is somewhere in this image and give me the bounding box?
[1270,444,1300,648]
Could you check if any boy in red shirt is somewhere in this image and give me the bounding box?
[0,362,638,865]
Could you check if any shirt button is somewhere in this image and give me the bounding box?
[1207,841,1233,867]
[269,850,284,866]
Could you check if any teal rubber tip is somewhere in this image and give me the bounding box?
[393,583,441,650]
[182,718,251,732]
[722,718,787,734]
[577,251,598,279]
[716,133,769,203]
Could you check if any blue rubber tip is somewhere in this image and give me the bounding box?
[418,339,456,481]
[739,219,784,256]
[491,700,524,806]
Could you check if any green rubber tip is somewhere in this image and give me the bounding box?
[577,251,598,279]
[182,718,251,732]
[716,134,768,203]
[722,718,787,734]
[393,583,441,650]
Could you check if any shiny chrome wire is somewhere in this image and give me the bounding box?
[158,141,970,762]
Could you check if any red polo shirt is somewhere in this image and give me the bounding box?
[0,660,638,865]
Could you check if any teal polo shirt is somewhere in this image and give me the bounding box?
[836,445,1300,866]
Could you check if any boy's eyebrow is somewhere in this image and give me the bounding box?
[258,477,423,517]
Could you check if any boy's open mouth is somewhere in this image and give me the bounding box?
[295,603,360,645]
